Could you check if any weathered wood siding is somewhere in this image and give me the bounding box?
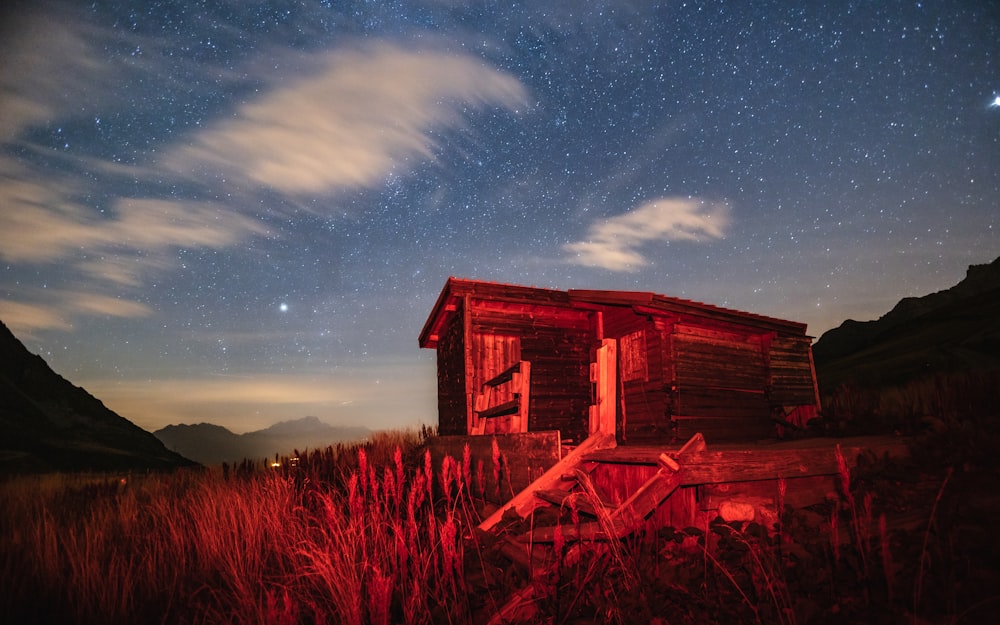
[668,323,774,441]
[435,306,467,435]
[767,335,818,405]
[469,299,595,443]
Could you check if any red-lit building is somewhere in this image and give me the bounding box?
[419,278,820,445]
[420,279,904,622]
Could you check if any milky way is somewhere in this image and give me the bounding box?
[1,0,997,432]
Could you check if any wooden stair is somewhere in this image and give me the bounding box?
[514,432,706,542]
[484,432,706,624]
[477,431,617,532]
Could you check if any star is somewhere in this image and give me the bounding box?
[1,1,996,435]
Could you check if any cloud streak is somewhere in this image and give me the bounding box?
[0,175,268,331]
[1,20,529,335]
[166,42,529,197]
[563,198,731,271]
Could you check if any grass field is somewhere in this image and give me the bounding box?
[2,404,998,624]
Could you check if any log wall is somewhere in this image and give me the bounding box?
[768,335,819,405]
[470,300,595,443]
[435,307,468,436]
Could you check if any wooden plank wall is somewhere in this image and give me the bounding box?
[470,300,595,443]
[471,333,521,434]
[668,324,775,440]
[768,335,819,405]
[590,464,699,529]
[424,431,561,504]
[671,325,767,389]
[435,310,468,435]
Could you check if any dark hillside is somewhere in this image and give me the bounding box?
[813,256,1000,393]
[812,257,1000,429]
[0,321,197,473]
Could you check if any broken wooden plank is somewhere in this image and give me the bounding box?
[477,432,616,531]
[519,519,624,543]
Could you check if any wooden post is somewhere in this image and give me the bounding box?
[589,338,617,436]
[513,360,530,433]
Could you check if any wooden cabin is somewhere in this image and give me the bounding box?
[419,278,820,445]
[420,279,905,623]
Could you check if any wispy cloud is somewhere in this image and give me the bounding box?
[1,16,528,335]
[563,198,731,271]
[0,183,264,265]
[166,42,529,197]
[63,292,152,318]
[0,181,267,331]
[0,7,110,141]
[0,300,73,337]
[0,288,152,337]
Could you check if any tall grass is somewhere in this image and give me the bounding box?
[0,430,477,625]
[1,421,986,624]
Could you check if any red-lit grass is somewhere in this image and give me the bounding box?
[0,431,482,625]
[1,424,993,624]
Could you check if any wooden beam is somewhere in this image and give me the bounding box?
[478,432,616,532]
[476,398,520,419]
[582,436,908,484]
[589,338,617,436]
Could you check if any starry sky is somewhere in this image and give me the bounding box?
[1,0,998,434]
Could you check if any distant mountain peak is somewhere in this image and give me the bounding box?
[263,415,326,434]
[153,417,370,466]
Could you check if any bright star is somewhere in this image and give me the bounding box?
[279,303,288,312]
[990,95,1000,108]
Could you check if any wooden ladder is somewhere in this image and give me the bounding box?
[484,432,707,624]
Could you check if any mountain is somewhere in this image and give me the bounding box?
[153,416,370,466]
[812,256,1000,392]
[0,321,198,473]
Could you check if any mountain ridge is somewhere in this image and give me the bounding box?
[812,256,1000,392]
[153,417,370,466]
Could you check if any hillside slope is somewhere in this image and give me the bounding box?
[0,321,197,473]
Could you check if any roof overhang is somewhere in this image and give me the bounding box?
[420,278,811,349]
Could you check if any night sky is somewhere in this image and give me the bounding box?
[1,1,997,434]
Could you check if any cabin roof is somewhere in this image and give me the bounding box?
[418,277,809,348]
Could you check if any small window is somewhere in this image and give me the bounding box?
[620,329,648,382]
